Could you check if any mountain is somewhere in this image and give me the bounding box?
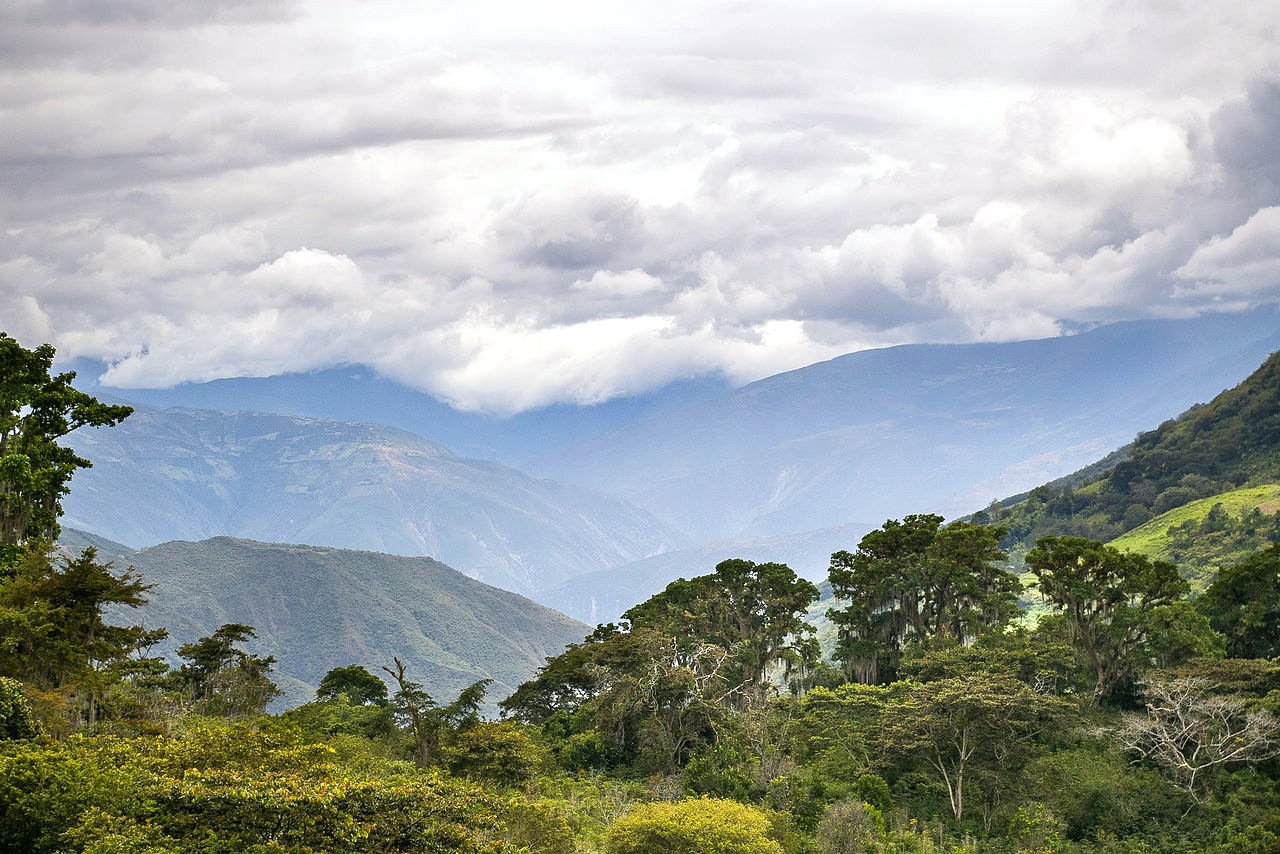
[62,404,685,595]
[529,309,1280,541]
[539,521,874,625]
[58,530,590,709]
[987,348,1280,564]
[68,363,734,468]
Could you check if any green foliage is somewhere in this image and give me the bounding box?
[0,333,133,570]
[498,797,576,853]
[827,516,1019,684]
[1005,803,1065,854]
[0,721,513,854]
[1025,536,1204,701]
[816,797,884,853]
[1108,485,1280,592]
[1021,747,1185,842]
[685,738,759,801]
[172,623,281,718]
[1197,543,1280,659]
[878,675,1075,821]
[444,721,547,785]
[501,623,734,773]
[624,558,820,691]
[281,694,396,740]
[0,545,167,728]
[383,657,498,771]
[779,683,889,783]
[897,629,1078,694]
[604,797,785,854]
[0,676,37,739]
[316,663,389,706]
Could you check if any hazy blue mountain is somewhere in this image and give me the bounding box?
[538,521,875,625]
[529,308,1280,541]
[62,404,685,594]
[67,363,734,468]
[57,530,589,709]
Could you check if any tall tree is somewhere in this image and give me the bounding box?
[827,515,1019,683]
[1025,536,1193,701]
[316,664,389,706]
[1197,543,1280,659]
[880,675,1073,822]
[500,625,731,772]
[0,333,132,570]
[0,546,165,726]
[623,558,820,692]
[382,657,493,768]
[174,623,281,717]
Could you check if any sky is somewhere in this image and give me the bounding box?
[2,0,1279,414]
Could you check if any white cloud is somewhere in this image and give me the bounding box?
[1175,207,1280,294]
[2,0,1280,411]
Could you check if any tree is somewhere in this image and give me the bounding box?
[0,333,132,570]
[1118,677,1280,803]
[173,623,281,717]
[0,545,166,726]
[623,558,820,693]
[1197,543,1280,659]
[879,675,1073,822]
[382,657,493,768]
[316,664,389,706]
[501,626,731,772]
[1025,536,1194,701]
[827,516,1019,683]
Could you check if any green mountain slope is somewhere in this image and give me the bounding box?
[986,349,1280,566]
[65,531,589,709]
[1108,484,1280,591]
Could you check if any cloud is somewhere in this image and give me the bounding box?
[2,0,1280,411]
[1175,207,1280,294]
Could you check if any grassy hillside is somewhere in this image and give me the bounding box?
[1108,484,1280,591]
[63,531,589,709]
[987,349,1280,560]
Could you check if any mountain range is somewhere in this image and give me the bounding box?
[58,529,589,709]
[54,307,1280,676]
[63,405,683,595]
[529,309,1280,542]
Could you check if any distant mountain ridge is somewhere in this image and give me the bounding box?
[69,363,735,468]
[63,404,685,595]
[58,529,590,709]
[529,309,1280,541]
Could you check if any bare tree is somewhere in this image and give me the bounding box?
[1118,677,1280,803]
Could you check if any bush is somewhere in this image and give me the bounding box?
[816,798,883,854]
[605,797,785,854]
[0,677,37,739]
[500,798,576,854]
[445,721,547,785]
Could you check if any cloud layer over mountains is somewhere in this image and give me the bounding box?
[3,0,1279,412]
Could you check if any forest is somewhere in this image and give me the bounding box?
[2,332,1279,854]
